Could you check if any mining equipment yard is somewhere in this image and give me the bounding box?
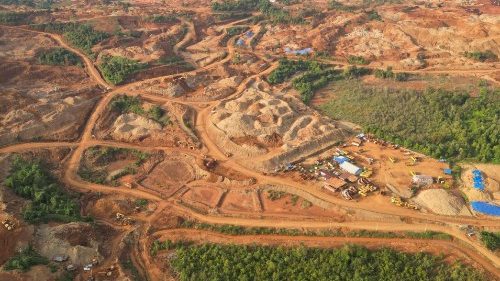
[0,0,499,280]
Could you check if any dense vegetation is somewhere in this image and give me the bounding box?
[179,220,452,241]
[157,55,193,69]
[0,12,30,25]
[3,245,48,272]
[268,59,370,104]
[0,0,34,5]
[110,95,170,126]
[98,55,144,85]
[320,82,500,163]
[31,22,109,57]
[480,231,500,251]
[212,0,303,24]
[169,243,486,281]
[37,48,81,66]
[464,50,498,62]
[4,157,82,223]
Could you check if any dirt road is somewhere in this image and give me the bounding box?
[1,16,499,280]
[0,25,112,90]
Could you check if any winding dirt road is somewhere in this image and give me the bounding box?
[1,16,499,280]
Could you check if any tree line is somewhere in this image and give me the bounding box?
[168,243,487,281]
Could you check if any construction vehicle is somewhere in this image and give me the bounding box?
[341,186,358,200]
[410,171,416,176]
[358,184,377,197]
[436,176,445,184]
[411,156,419,163]
[389,157,396,163]
[391,196,404,206]
[360,168,372,178]
[2,219,15,231]
[391,196,419,210]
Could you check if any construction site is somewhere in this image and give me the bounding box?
[0,0,499,281]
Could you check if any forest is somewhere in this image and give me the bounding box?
[169,243,486,281]
[31,22,108,57]
[98,55,144,85]
[4,157,82,223]
[0,11,30,25]
[320,82,500,163]
[212,0,303,24]
[37,48,81,66]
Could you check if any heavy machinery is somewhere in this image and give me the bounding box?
[389,156,396,163]
[358,184,377,197]
[2,219,15,231]
[391,196,419,210]
[360,168,372,178]
[391,196,404,206]
[341,186,358,200]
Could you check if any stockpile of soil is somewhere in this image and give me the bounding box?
[415,189,472,216]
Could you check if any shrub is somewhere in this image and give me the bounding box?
[464,50,498,62]
[347,55,369,65]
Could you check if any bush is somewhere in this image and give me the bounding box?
[110,95,170,126]
[347,55,369,65]
[37,48,81,66]
[145,14,178,23]
[4,157,82,223]
[480,231,500,251]
[367,10,382,21]
[464,50,498,62]
[0,0,34,6]
[98,55,143,85]
[3,245,48,272]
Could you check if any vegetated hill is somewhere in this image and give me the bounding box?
[167,243,487,281]
[320,81,499,163]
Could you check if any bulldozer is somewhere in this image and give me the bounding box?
[360,168,372,178]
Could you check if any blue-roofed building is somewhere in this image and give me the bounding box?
[443,169,452,175]
[333,156,348,164]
